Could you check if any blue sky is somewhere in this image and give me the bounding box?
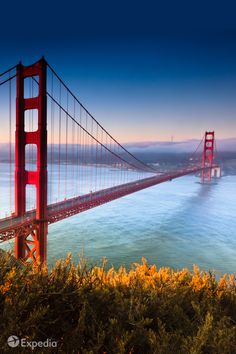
[0,1,236,142]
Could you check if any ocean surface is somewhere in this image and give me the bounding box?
[1,163,236,274]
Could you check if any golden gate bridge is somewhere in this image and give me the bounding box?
[0,58,220,264]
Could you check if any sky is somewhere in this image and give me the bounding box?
[0,0,236,143]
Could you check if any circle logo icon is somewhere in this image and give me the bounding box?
[7,335,20,348]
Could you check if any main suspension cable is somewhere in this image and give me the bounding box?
[46,61,157,173]
[0,74,16,86]
[31,75,155,173]
[187,134,205,161]
[0,64,17,77]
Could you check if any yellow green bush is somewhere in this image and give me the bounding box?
[0,252,236,353]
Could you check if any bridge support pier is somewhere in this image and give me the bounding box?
[14,58,48,264]
[211,166,221,179]
[15,223,48,264]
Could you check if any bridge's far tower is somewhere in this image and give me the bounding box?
[14,58,48,264]
[201,131,215,183]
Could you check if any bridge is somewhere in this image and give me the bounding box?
[0,58,219,264]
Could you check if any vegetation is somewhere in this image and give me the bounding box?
[0,252,236,353]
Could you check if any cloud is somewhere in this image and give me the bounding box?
[124,138,236,153]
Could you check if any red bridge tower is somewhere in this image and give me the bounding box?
[201,131,215,183]
[14,58,48,264]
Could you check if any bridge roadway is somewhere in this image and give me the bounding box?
[0,165,211,242]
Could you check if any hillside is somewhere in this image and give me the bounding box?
[0,252,236,353]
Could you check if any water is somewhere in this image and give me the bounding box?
[1,164,236,274]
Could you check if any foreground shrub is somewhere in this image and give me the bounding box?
[0,252,236,353]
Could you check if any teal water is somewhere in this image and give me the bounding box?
[47,174,236,274]
[1,166,236,274]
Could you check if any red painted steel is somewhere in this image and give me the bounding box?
[14,58,48,264]
[201,131,215,183]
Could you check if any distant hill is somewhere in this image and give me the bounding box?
[0,138,235,164]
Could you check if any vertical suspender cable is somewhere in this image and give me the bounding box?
[72,101,75,197]
[85,112,88,194]
[9,71,12,214]
[76,101,79,197]
[95,124,98,193]
[105,133,108,190]
[72,99,76,197]
[109,138,112,188]
[50,72,53,204]
[82,108,85,195]
[90,118,93,196]
[79,105,82,195]
[100,130,103,193]
[58,81,61,201]
[65,90,68,199]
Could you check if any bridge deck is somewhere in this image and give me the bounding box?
[0,165,209,242]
